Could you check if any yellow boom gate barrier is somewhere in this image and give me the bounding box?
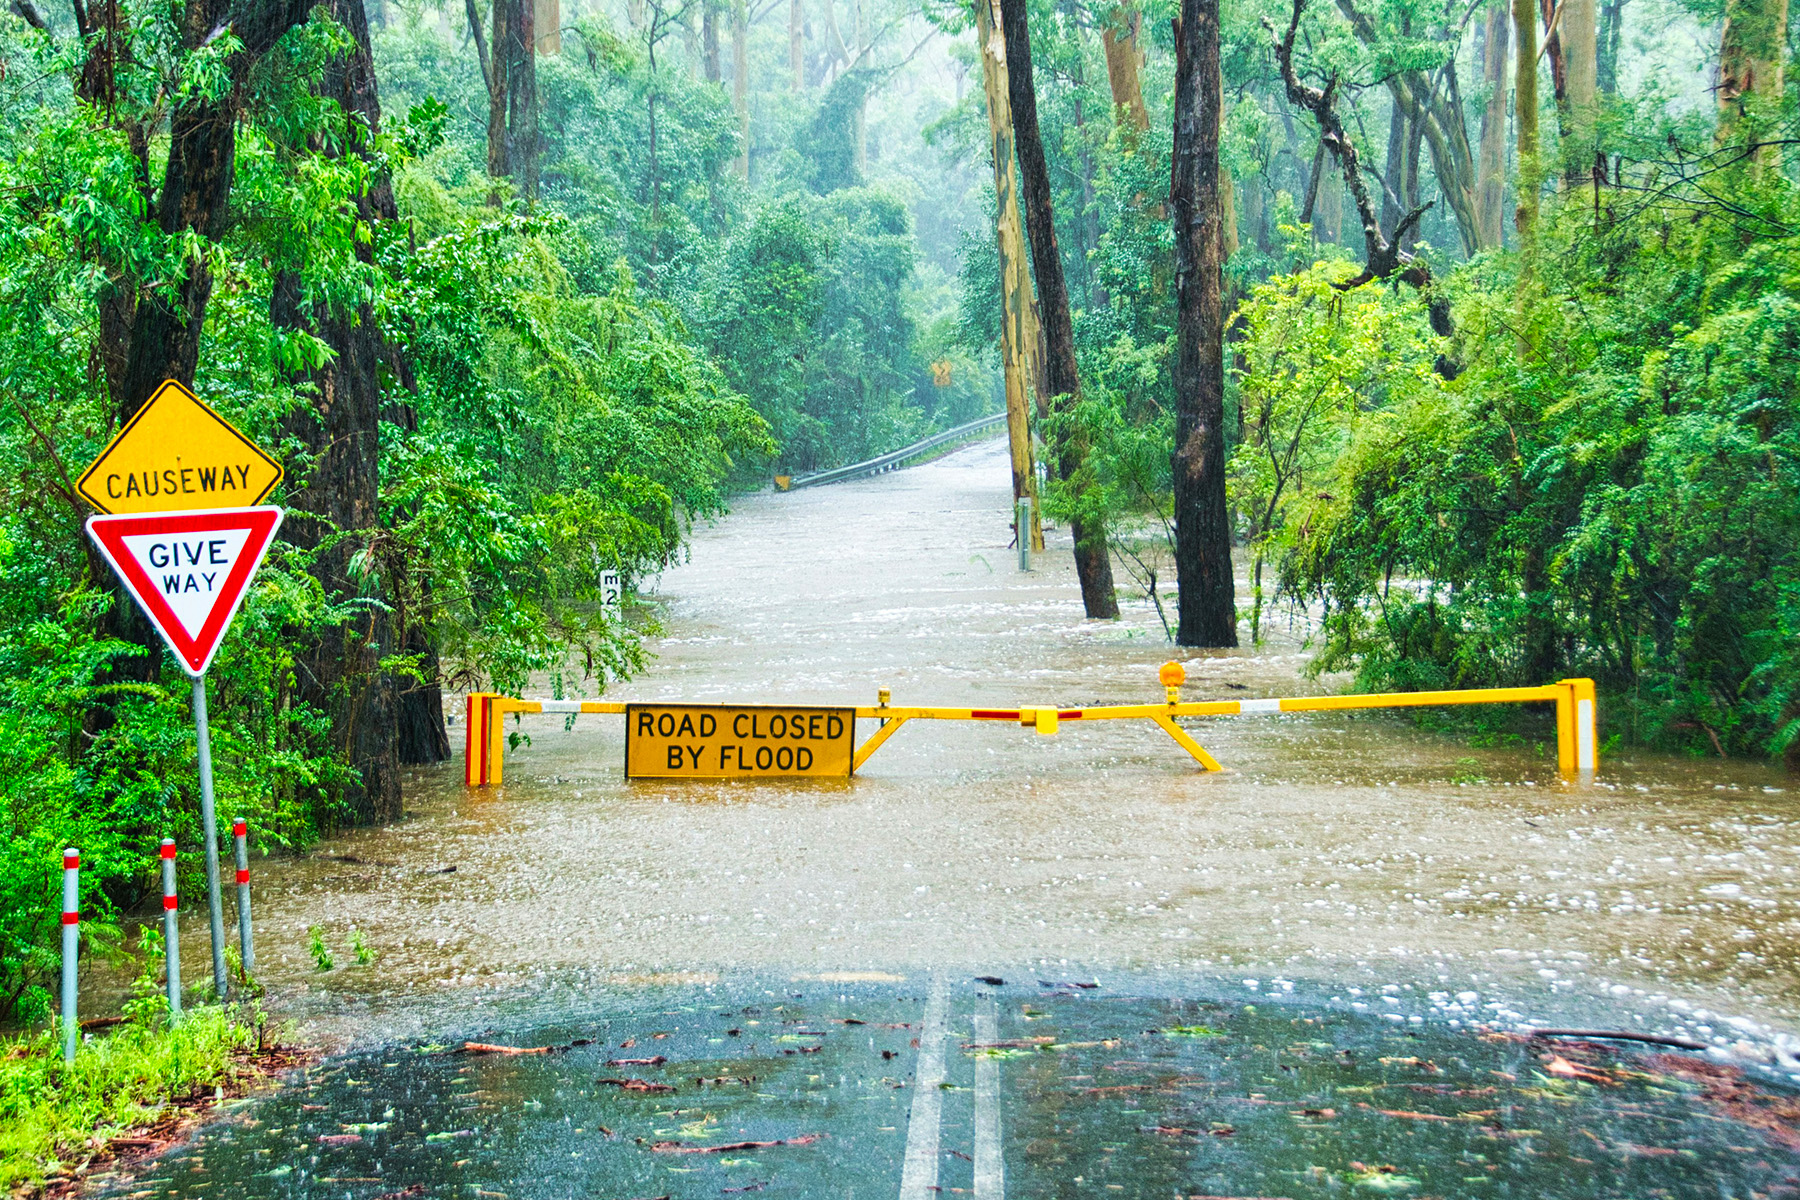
[464,666,1599,786]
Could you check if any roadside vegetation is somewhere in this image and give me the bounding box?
[0,995,282,1191]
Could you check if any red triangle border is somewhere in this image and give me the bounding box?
[86,506,283,678]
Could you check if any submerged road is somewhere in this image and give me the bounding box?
[122,439,1800,1199]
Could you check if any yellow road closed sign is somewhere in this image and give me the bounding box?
[625,704,855,778]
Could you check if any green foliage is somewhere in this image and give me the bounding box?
[1264,171,1800,758]
[0,1005,255,1188]
[308,927,333,972]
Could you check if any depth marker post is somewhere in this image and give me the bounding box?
[60,848,78,1063]
[1016,497,1032,572]
[161,839,182,1019]
[233,819,253,977]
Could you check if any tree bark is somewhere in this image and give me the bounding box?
[271,0,451,821]
[998,0,1118,619]
[1100,2,1149,132]
[535,0,559,53]
[1718,0,1788,153]
[732,0,749,175]
[1171,0,1236,647]
[975,0,1044,553]
[790,0,804,89]
[1560,0,1596,183]
[1513,0,1539,231]
[1596,0,1624,93]
[1476,0,1510,247]
[510,0,538,198]
[1539,0,1566,112]
[1314,150,1342,242]
[703,0,721,81]
[484,0,511,187]
[1333,0,1482,256]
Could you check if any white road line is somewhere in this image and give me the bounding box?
[972,1001,1005,1200]
[898,973,948,1200]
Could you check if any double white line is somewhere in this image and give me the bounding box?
[898,975,1004,1200]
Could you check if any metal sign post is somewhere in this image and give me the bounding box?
[191,679,228,996]
[77,379,285,1003]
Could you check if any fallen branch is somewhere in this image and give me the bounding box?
[598,1077,676,1093]
[462,1042,552,1055]
[607,1056,667,1066]
[1529,1029,1707,1051]
[650,1133,825,1154]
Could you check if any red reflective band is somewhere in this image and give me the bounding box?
[970,710,1020,720]
[236,869,250,884]
[62,911,79,925]
[63,855,79,869]
[1058,710,1082,720]
[233,821,246,836]
[163,896,178,910]
[161,843,177,859]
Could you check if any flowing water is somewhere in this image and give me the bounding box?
[113,439,1800,1198]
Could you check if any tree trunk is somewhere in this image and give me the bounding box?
[269,0,424,824]
[1514,0,1539,231]
[1380,99,1408,238]
[1560,0,1596,184]
[1596,0,1624,93]
[535,0,560,53]
[821,0,848,77]
[1333,0,1482,256]
[1100,3,1149,132]
[1539,0,1566,113]
[975,0,1044,552]
[703,0,722,81]
[1718,0,1788,153]
[998,0,1118,619]
[473,0,511,200]
[733,0,749,175]
[1314,145,1342,242]
[1171,0,1236,647]
[1476,0,1509,248]
[790,0,804,89]
[509,0,538,199]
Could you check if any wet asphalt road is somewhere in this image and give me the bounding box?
[109,439,1800,1198]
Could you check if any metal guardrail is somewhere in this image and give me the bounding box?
[786,413,1007,490]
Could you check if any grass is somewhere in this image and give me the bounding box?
[0,1005,255,1190]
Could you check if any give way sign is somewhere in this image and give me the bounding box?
[85,506,283,677]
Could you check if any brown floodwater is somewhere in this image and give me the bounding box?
[227,439,1799,1068]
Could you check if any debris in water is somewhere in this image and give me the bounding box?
[651,1134,824,1154]
[974,976,1005,986]
[1543,1055,1619,1085]
[462,1042,552,1055]
[1528,1029,1706,1051]
[317,1134,363,1146]
[608,1056,668,1066]
[598,1077,676,1093]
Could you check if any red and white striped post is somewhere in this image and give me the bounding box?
[161,839,182,1019]
[60,848,79,1063]
[232,819,253,977]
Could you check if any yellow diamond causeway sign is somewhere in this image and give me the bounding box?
[77,379,282,515]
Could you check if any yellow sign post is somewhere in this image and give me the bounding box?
[625,704,855,778]
[76,380,282,514]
